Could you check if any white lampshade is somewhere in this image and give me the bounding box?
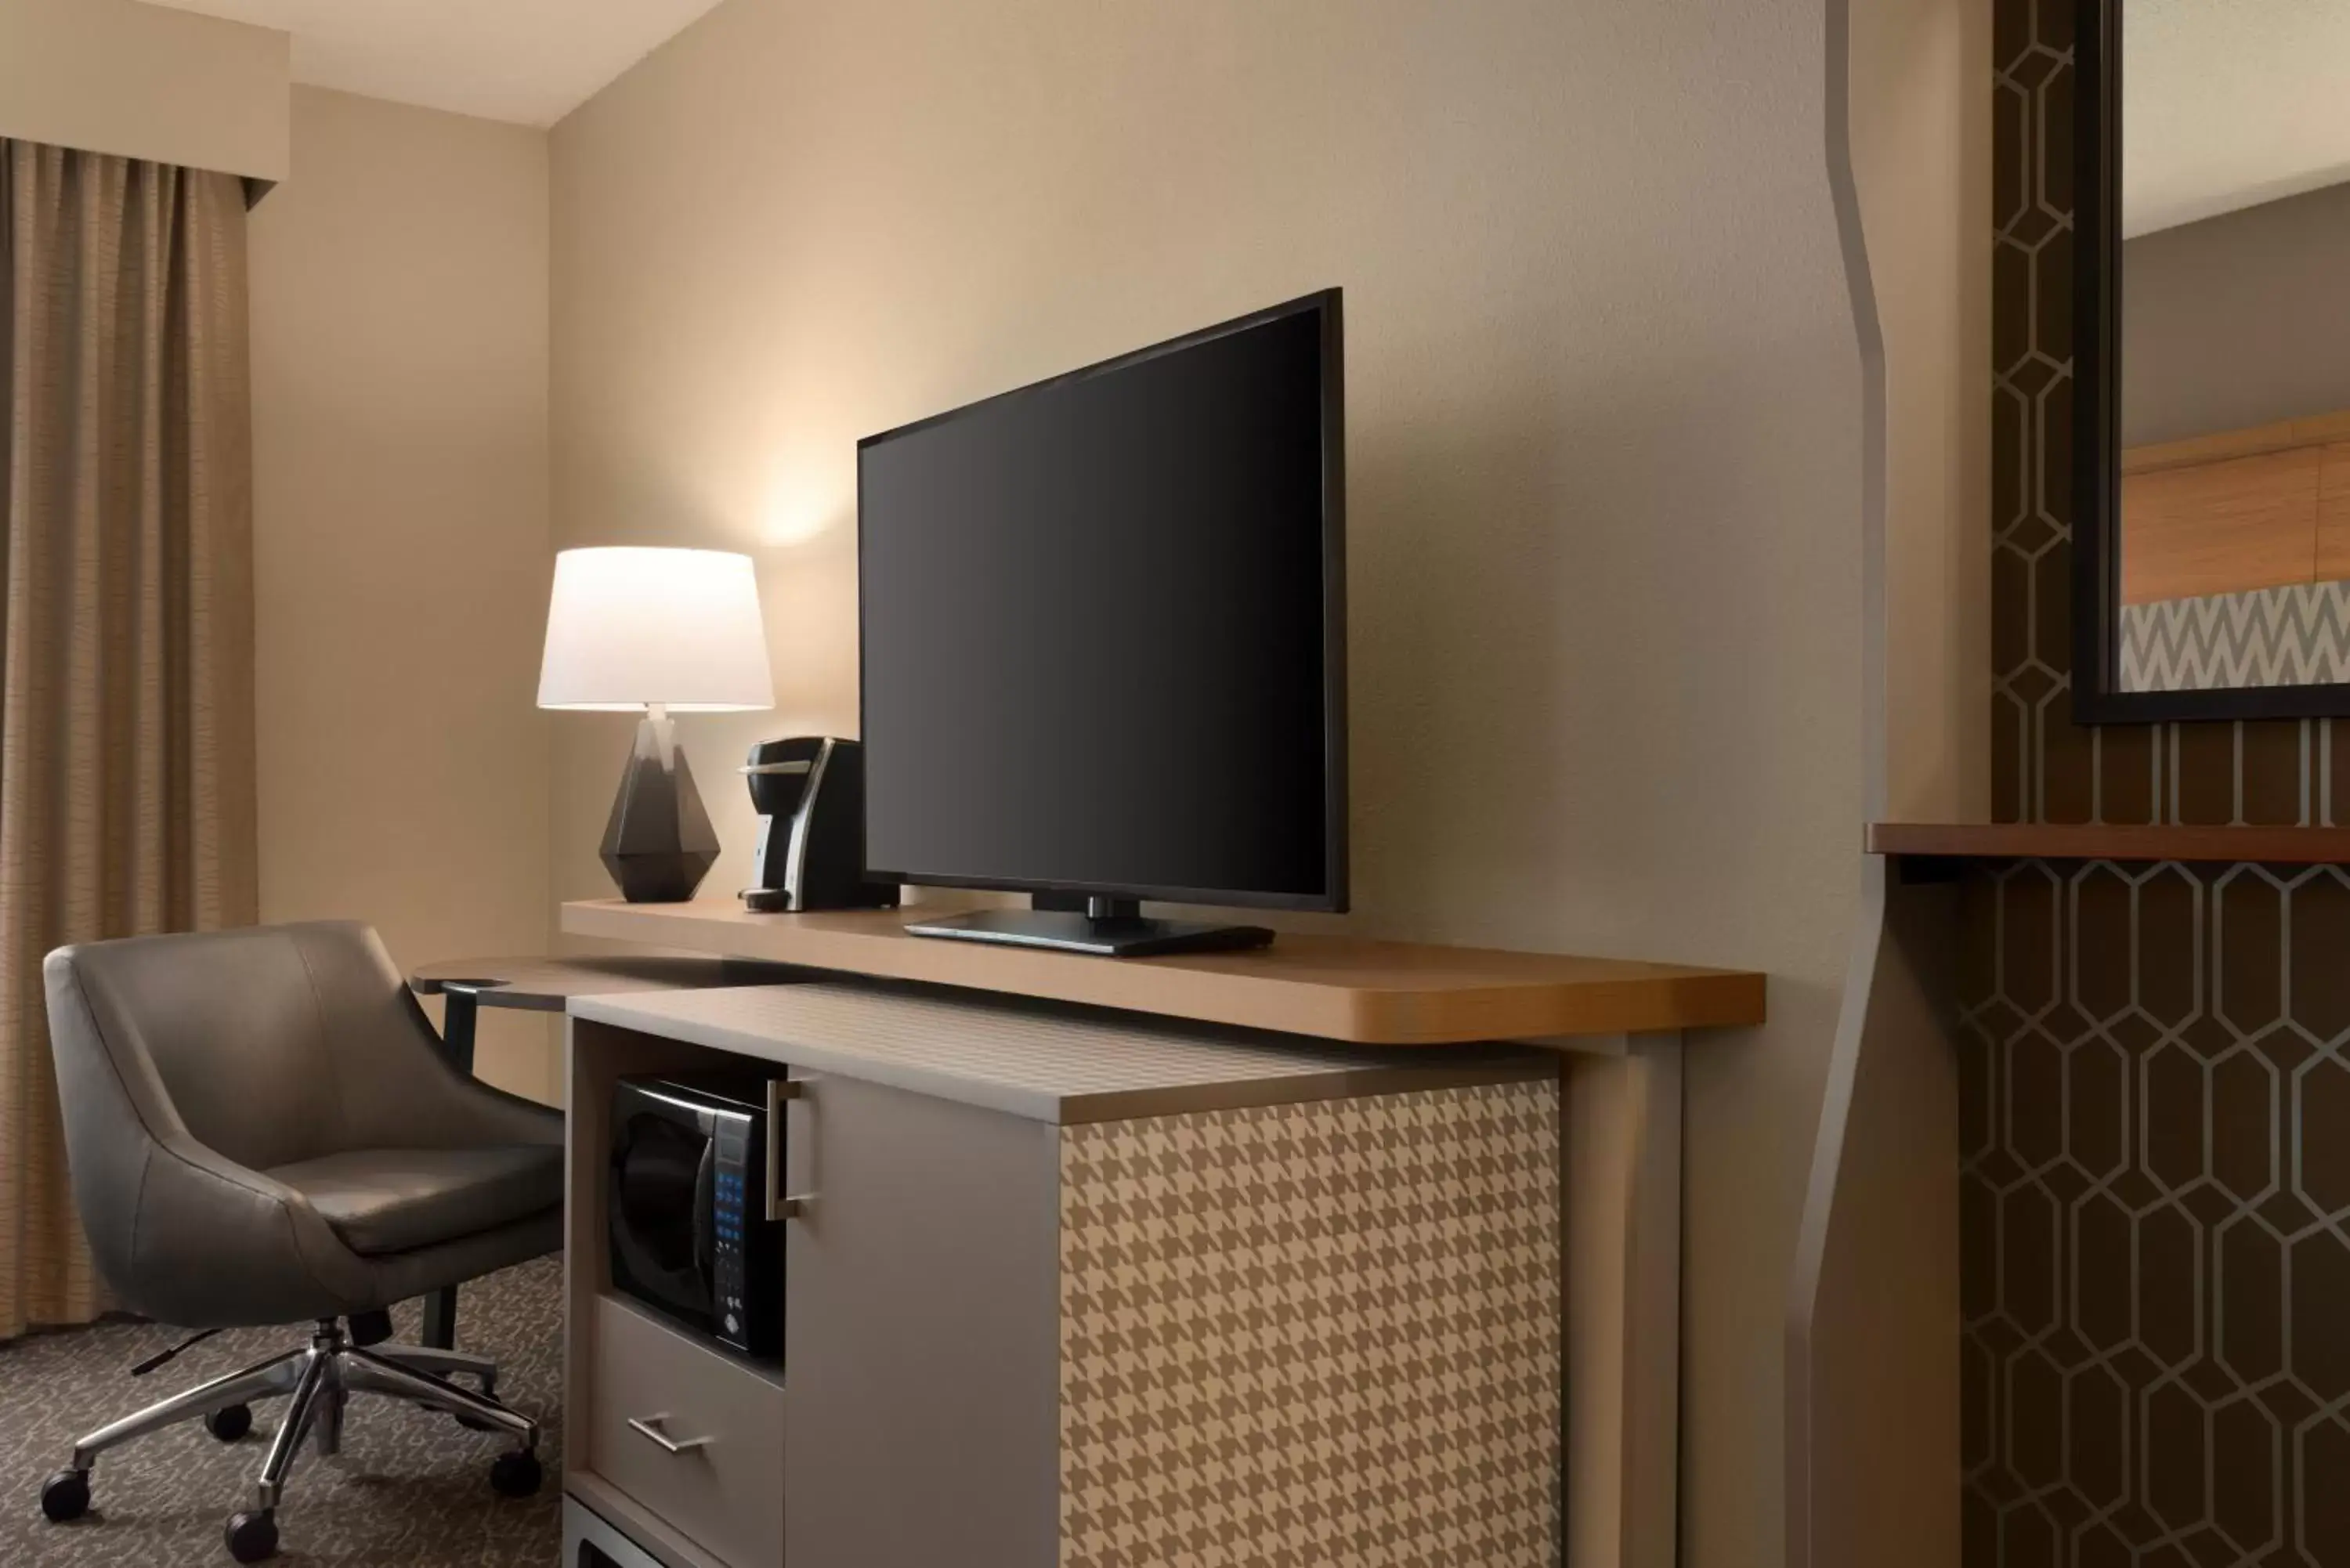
[537,547,776,712]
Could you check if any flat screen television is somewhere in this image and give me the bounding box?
[857,289,1345,956]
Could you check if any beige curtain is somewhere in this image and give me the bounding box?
[0,141,258,1340]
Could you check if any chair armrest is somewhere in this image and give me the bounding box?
[374,983,564,1147]
[129,1132,385,1325]
[441,1072,566,1147]
[387,1030,566,1149]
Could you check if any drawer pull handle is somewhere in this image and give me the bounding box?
[627,1414,713,1455]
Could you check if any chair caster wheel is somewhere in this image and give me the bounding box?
[489,1449,542,1498]
[204,1404,253,1442]
[40,1469,90,1522]
[224,1509,278,1563]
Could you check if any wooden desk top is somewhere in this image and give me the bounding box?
[559,898,1766,1046]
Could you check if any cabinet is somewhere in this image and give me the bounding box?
[562,981,1564,1568]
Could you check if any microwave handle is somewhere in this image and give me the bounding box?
[691,1140,716,1274]
[766,1078,806,1222]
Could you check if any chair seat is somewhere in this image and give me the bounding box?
[267,1145,563,1257]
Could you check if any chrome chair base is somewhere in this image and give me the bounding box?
[42,1317,540,1563]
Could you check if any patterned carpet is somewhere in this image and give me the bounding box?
[0,1259,564,1568]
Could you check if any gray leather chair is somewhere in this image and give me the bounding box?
[37,921,564,1564]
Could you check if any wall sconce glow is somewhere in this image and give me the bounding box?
[758,480,842,548]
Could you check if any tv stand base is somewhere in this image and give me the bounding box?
[905,905,1274,957]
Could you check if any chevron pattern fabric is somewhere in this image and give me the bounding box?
[1058,1081,1562,1567]
[2120,580,2350,693]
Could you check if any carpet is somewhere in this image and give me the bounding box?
[0,1258,563,1567]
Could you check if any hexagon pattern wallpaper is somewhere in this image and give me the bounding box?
[1975,2,2350,1564]
[1960,862,2350,1566]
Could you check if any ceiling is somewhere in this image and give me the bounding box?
[141,0,728,127]
[2125,0,2350,237]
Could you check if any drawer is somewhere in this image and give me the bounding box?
[585,1294,785,1568]
[563,1498,667,1568]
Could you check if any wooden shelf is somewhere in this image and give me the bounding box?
[559,898,1766,1046]
[1868,821,2350,864]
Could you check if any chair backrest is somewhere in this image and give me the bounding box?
[45,921,457,1172]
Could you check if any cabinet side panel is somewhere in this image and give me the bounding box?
[1059,1079,1564,1566]
[783,1074,1061,1568]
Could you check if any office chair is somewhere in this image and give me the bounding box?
[36,921,565,1564]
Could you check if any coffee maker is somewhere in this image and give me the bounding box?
[739,738,900,913]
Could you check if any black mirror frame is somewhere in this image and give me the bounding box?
[2070,0,2350,721]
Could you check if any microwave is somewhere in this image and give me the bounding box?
[607,1070,789,1362]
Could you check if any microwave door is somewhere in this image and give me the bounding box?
[609,1110,715,1324]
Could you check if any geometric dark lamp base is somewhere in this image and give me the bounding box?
[600,709,719,903]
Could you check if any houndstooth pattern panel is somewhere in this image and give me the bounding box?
[1058,1081,1563,1568]
[2121,581,2350,694]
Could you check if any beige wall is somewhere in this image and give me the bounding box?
[2123,179,2350,447]
[1787,0,1987,1562]
[250,86,555,1101]
[0,0,288,182]
[1856,0,1992,823]
[551,2,1865,1559]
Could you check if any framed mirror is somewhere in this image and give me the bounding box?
[2073,0,2350,721]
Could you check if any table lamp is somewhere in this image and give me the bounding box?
[538,547,776,901]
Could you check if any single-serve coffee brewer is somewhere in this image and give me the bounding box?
[738,738,900,913]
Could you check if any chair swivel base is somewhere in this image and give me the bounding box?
[38,1317,542,1564]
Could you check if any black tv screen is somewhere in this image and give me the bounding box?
[858,290,1346,912]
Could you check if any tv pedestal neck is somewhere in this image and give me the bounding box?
[903,896,1274,957]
